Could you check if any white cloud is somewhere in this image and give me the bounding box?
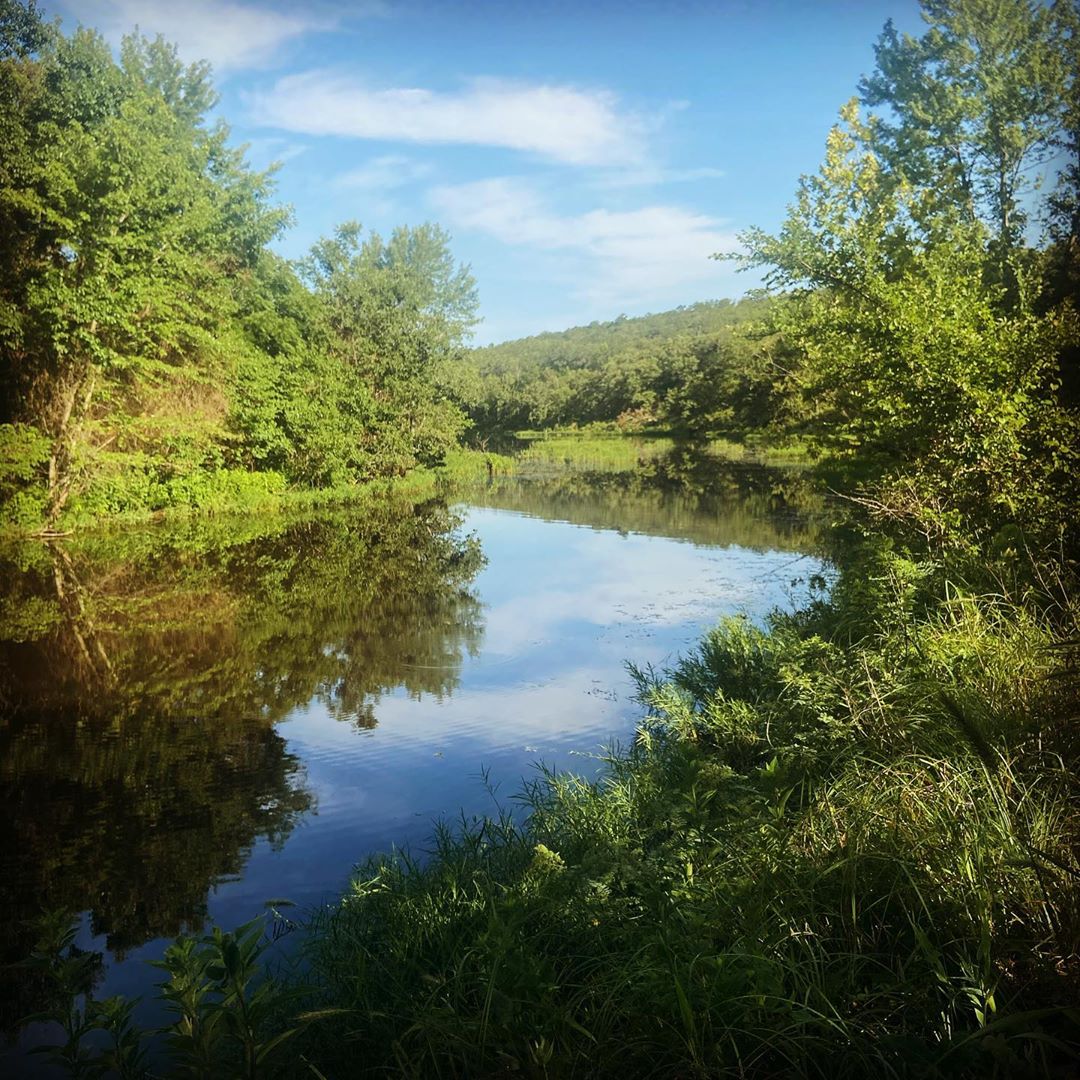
[249,73,646,166]
[66,0,343,73]
[333,155,432,191]
[595,165,727,189]
[430,177,739,306]
[242,136,308,169]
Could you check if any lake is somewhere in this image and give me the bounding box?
[0,442,825,1059]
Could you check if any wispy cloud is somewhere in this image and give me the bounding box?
[242,136,308,170]
[66,0,345,73]
[249,73,646,166]
[595,165,726,189]
[333,155,433,191]
[430,177,738,306]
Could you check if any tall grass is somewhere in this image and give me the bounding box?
[514,431,815,475]
[295,544,1080,1078]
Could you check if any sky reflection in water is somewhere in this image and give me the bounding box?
[0,460,824,1030]
[209,488,822,927]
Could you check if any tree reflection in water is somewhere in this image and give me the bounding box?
[0,495,486,1025]
[0,447,824,1033]
[471,441,823,553]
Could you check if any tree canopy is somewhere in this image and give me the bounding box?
[0,2,477,531]
[445,298,786,435]
[733,0,1078,552]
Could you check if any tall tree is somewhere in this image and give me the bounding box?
[0,18,283,523]
[859,0,1074,294]
[734,0,1079,550]
[301,222,478,471]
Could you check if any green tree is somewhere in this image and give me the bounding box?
[736,85,1077,550]
[1041,1,1080,403]
[301,222,478,473]
[859,0,1075,295]
[0,15,284,525]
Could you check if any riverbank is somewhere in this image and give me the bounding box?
[20,453,1079,1077]
[290,526,1079,1077]
[0,448,514,540]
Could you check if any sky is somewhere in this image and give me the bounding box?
[51,0,925,344]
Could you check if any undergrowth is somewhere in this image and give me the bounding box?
[0,447,512,538]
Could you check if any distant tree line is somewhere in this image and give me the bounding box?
[446,298,795,436]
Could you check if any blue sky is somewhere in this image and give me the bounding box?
[54,0,924,344]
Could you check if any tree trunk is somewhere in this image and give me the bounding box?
[44,364,95,526]
[49,542,114,686]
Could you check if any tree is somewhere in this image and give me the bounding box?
[301,222,478,471]
[1041,2,1080,402]
[859,0,1074,296]
[0,0,47,59]
[733,0,1079,550]
[0,18,284,524]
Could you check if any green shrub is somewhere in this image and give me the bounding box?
[0,424,50,529]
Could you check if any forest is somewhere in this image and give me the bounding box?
[447,297,783,435]
[0,2,479,533]
[4,0,1080,1076]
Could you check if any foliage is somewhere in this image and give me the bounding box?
[859,0,1071,272]
[19,912,151,1080]
[0,3,476,532]
[445,298,791,437]
[299,221,478,474]
[733,0,1080,553]
[0,421,49,526]
[153,918,307,1079]
[21,911,307,1080]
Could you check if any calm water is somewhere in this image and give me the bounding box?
[0,446,824,1054]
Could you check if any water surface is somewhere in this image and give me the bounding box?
[0,447,824,1045]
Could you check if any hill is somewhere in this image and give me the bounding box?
[444,296,783,434]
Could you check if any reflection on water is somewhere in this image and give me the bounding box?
[0,497,484,1027]
[474,440,821,550]
[0,447,824,1041]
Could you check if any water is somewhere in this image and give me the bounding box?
[0,446,824,1058]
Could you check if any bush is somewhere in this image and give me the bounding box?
[0,424,50,529]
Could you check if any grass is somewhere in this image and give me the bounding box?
[513,430,817,475]
[1,447,513,539]
[288,542,1080,1078]
[706,434,818,465]
[515,432,675,473]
